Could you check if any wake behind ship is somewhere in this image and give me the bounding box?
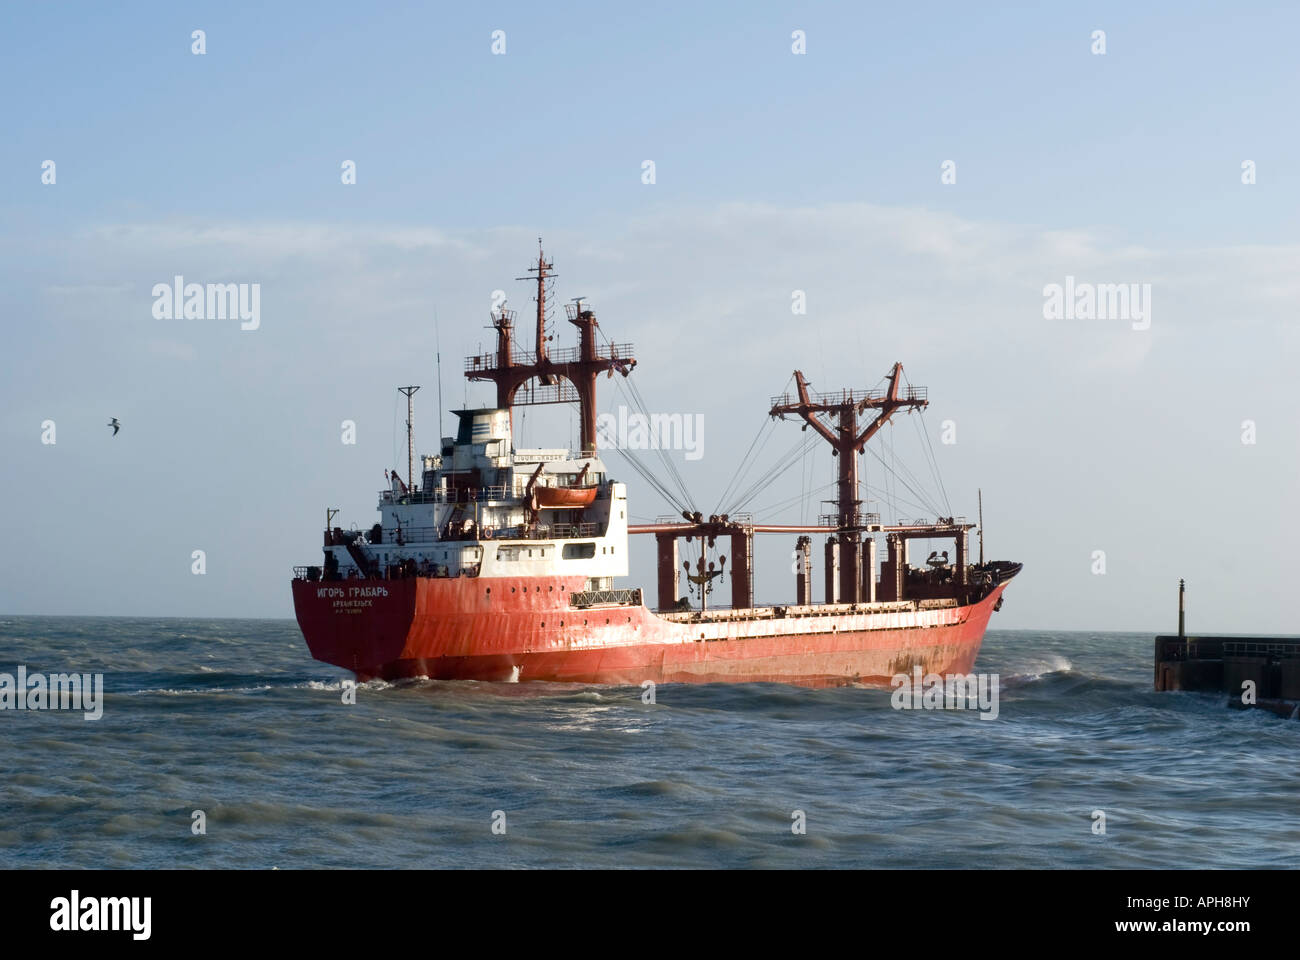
[292,248,1021,685]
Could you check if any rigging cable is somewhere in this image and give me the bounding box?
[747,479,838,521]
[605,440,691,516]
[874,410,944,516]
[869,425,942,520]
[614,373,695,511]
[903,368,951,516]
[721,430,823,516]
[593,320,698,513]
[712,412,780,517]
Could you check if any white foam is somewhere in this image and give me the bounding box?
[127,684,275,696]
[1010,655,1074,682]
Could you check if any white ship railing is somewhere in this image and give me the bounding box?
[369,521,602,544]
[380,485,513,505]
[380,484,609,506]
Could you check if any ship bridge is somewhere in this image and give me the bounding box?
[303,396,628,588]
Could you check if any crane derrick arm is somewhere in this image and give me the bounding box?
[851,362,928,453]
[768,370,844,448]
[768,364,928,454]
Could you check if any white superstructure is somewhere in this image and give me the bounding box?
[321,408,629,589]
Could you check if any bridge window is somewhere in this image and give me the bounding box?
[563,542,596,560]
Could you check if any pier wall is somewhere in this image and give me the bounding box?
[1155,635,1300,717]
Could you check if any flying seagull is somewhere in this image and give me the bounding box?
[108,418,120,436]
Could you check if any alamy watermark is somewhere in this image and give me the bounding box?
[1043,276,1151,330]
[1,666,103,720]
[597,406,704,461]
[890,667,999,720]
[50,891,150,940]
[152,276,260,330]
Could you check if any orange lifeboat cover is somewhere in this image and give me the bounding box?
[534,485,598,509]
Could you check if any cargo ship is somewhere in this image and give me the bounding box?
[292,248,1021,686]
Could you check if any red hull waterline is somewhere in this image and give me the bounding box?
[292,575,1014,687]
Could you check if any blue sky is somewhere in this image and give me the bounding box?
[2,2,1298,630]
[7,2,1297,239]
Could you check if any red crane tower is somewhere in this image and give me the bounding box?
[464,243,637,455]
[768,363,928,603]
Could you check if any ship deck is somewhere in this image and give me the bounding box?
[655,597,959,625]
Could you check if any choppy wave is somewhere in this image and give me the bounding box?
[0,617,1295,869]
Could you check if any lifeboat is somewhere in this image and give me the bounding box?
[534,485,598,509]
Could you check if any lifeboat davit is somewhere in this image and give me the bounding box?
[534,485,598,509]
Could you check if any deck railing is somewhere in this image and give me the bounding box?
[328,520,603,546]
[769,384,927,408]
[570,588,643,608]
[381,483,610,507]
[380,485,512,505]
[464,342,635,372]
[817,512,881,528]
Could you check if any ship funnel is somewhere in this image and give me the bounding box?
[453,408,512,446]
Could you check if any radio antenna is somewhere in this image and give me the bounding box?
[434,308,444,440]
[398,386,420,492]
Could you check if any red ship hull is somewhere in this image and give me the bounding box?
[292,575,1011,687]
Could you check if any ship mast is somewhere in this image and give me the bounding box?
[398,385,420,492]
[768,363,928,603]
[519,239,555,380]
[465,244,637,456]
